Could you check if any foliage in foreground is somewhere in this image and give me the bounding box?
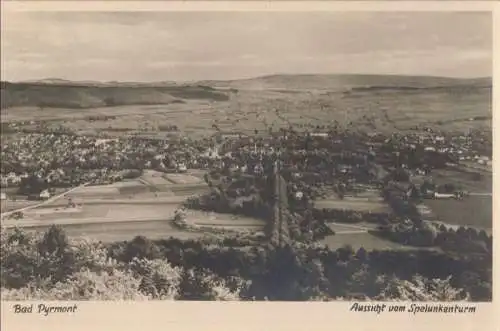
[0,226,491,301]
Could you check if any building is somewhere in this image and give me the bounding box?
[177,163,187,173]
[39,189,51,200]
[433,192,455,199]
[310,132,329,138]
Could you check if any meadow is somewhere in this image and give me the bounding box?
[184,210,265,232]
[313,198,390,213]
[431,169,492,193]
[426,196,492,230]
[164,173,204,185]
[319,232,430,251]
[424,168,492,230]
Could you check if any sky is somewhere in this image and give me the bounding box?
[0,11,492,82]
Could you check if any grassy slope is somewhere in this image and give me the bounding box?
[0,81,229,109]
[1,74,491,109]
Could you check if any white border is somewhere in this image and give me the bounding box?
[1,2,498,331]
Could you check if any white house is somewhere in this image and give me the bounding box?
[433,192,455,199]
[310,132,329,138]
[177,163,187,173]
[39,189,51,200]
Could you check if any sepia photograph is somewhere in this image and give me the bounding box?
[0,7,493,305]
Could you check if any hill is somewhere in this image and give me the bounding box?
[0,81,229,109]
[198,74,491,91]
[1,74,491,110]
[0,74,491,138]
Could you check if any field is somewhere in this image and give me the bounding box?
[16,202,179,224]
[426,196,492,230]
[319,221,415,251]
[423,167,492,230]
[2,174,256,240]
[23,220,205,243]
[320,232,428,251]
[184,210,265,233]
[431,169,492,193]
[163,173,204,185]
[0,200,39,212]
[140,170,174,186]
[327,222,378,233]
[314,197,389,213]
[67,185,121,198]
[169,184,210,197]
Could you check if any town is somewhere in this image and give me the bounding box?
[0,10,492,303]
[1,110,493,300]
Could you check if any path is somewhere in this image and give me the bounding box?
[468,192,492,197]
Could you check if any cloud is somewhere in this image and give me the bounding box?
[1,11,492,81]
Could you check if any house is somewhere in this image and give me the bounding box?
[433,192,455,199]
[39,189,51,200]
[310,132,329,138]
[177,163,187,173]
[254,164,264,175]
[477,156,490,165]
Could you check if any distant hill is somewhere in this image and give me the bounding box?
[198,74,492,91]
[1,74,491,109]
[0,81,228,109]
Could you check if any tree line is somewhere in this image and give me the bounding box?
[1,226,491,301]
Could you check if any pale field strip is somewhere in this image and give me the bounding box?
[163,173,204,185]
[184,210,265,224]
[2,206,180,228]
[68,187,120,196]
[38,196,188,208]
[313,199,390,212]
[328,222,371,231]
[67,180,146,196]
[183,210,266,228]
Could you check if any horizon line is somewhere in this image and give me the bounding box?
[1,72,493,85]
